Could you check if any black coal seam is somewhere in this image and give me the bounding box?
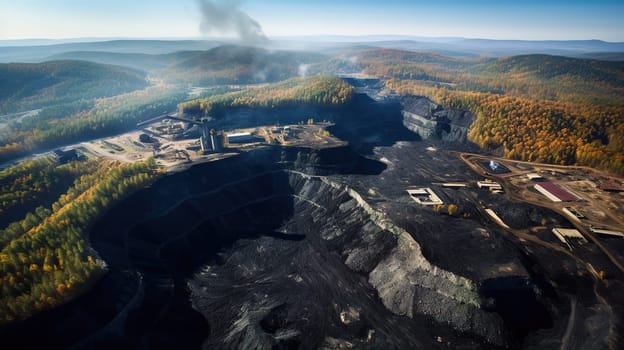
[155,192,331,266]
[156,194,297,256]
[72,171,331,347]
[68,271,145,350]
[144,172,312,246]
[146,169,293,224]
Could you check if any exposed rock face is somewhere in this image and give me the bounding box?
[187,167,506,348]
[401,96,475,142]
[345,189,505,344]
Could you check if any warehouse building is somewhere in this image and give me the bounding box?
[534,182,581,202]
[552,228,587,250]
[226,132,254,144]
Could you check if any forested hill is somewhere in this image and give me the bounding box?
[156,45,325,85]
[357,49,624,175]
[474,54,624,80]
[0,60,148,113]
[179,76,354,117]
[46,46,326,84]
[357,49,464,67]
[45,51,202,72]
[466,54,624,104]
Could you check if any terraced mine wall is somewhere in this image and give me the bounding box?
[401,96,475,143]
[91,145,507,348]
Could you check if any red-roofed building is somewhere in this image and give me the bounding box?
[534,183,581,202]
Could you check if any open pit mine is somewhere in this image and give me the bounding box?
[2,80,622,350]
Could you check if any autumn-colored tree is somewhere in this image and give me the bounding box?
[179,76,354,117]
[0,158,162,325]
[447,204,459,217]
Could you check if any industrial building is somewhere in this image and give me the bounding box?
[200,128,222,153]
[226,132,254,144]
[563,207,585,221]
[477,181,503,190]
[439,183,468,188]
[406,188,443,206]
[552,228,587,250]
[52,149,80,164]
[527,173,544,181]
[534,182,581,202]
[590,227,624,238]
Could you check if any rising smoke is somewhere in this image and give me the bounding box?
[197,0,268,46]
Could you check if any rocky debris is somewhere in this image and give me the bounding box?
[182,166,508,348]
[339,306,361,325]
[401,96,475,142]
[364,215,505,345]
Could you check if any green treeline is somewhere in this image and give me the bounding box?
[0,158,162,324]
[178,76,354,117]
[359,49,624,175]
[0,87,187,163]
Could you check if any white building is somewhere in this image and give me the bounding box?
[406,188,443,206]
[477,181,502,190]
[226,132,254,144]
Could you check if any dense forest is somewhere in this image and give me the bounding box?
[179,76,355,117]
[358,49,624,175]
[0,87,186,162]
[0,158,162,324]
[0,61,148,113]
[464,55,624,106]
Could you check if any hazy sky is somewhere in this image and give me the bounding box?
[0,0,622,41]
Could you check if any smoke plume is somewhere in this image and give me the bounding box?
[298,64,310,77]
[197,0,268,46]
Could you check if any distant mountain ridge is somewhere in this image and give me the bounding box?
[46,51,203,72]
[0,40,224,63]
[1,38,624,63]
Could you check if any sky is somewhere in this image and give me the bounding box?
[0,0,622,42]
